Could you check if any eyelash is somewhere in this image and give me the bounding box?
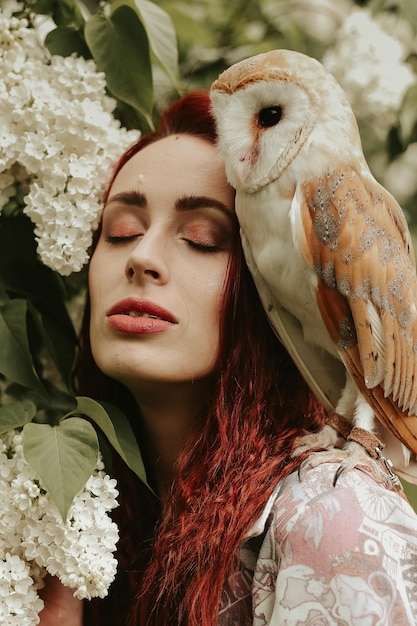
[106,234,140,244]
[183,239,221,253]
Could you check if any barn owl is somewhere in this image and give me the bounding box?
[210,49,417,483]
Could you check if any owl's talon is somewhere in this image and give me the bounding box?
[297,448,349,482]
[333,464,345,486]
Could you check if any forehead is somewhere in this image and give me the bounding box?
[109,134,233,201]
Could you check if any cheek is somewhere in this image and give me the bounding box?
[88,248,114,305]
[87,253,111,352]
[190,265,227,331]
[87,258,101,317]
[87,279,101,352]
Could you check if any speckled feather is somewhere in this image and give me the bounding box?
[210,49,417,472]
[302,168,417,437]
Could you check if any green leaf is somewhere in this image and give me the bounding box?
[85,7,154,128]
[0,213,37,263]
[398,83,417,148]
[53,0,86,28]
[0,215,78,394]
[23,418,99,521]
[29,0,86,28]
[112,0,180,92]
[72,396,152,492]
[26,301,76,395]
[28,0,57,14]
[164,4,215,50]
[45,25,92,58]
[0,215,78,341]
[0,400,37,434]
[0,301,46,396]
[402,477,417,513]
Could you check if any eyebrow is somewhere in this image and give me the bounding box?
[106,191,235,222]
[175,194,234,220]
[106,190,147,207]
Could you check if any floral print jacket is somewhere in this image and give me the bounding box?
[218,455,417,625]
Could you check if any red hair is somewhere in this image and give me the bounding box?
[78,91,327,625]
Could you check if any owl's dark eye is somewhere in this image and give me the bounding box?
[258,106,282,128]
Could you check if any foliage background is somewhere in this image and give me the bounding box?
[2,0,417,511]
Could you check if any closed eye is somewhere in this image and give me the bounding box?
[183,239,221,253]
[106,234,141,244]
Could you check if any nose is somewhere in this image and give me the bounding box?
[124,229,169,284]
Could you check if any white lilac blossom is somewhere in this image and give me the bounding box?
[323,8,415,130]
[0,553,44,626]
[285,0,352,42]
[0,431,119,625]
[0,11,140,275]
[0,0,23,19]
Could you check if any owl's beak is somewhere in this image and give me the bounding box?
[232,150,259,189]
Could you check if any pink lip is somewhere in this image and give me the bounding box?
[107,298,178,335]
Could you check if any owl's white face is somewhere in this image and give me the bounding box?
[211,79,315,193]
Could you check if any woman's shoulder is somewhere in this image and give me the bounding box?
[265,453,417,559]
[247,449,417,548]
[250,455,417,626]
[274,454,417,536]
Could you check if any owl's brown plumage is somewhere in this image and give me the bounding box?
[210,50,417,481]
[303,168,417,441]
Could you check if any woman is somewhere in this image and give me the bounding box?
[40,91,417,625]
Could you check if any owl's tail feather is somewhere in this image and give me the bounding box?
[342,344,417,463]
[268,302,417,485]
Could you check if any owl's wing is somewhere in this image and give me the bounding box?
[241,229,346,411]
[299,167,417,458]
[241,225,417,483]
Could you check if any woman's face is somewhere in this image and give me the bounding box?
[89,134,236,397]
